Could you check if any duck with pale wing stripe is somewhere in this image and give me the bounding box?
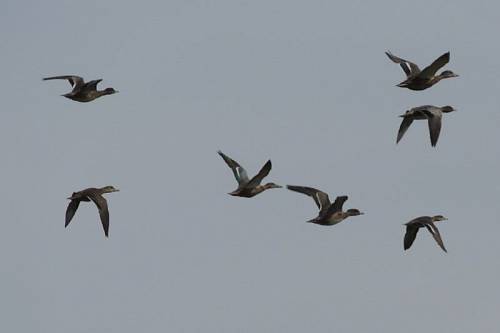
[386,51,458,90]
[218,151,281,198]
[286,185,363,226]
[43,75,118,102]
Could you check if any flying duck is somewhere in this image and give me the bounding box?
[403,215,448,252]
[65,186,119,237]
[397,105,456,147]
[218,150,281,197]
[286,185,363,225]
[386,51,458,90]
[43,75,118,102]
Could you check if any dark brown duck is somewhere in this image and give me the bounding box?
[386,51,458,90]
[218,151,281,198]
[43,75,118,102]
[403,215,448,252]
[286,185,363,226]
[65,186,119,237]
[397,105,456,147]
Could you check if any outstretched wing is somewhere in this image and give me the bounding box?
[386,51,421,77]
[286,185,331,213]
[246,160,272,188]
[404,225,419,250]
[65,199,81,227]
[43,75,85,90]
[425,223,447,253]
[397,116,414,144]
[83,79,102,91]
[87,192,110,238]
[419,52,450,79]
[328,195,348,213]
[426,113,442,147]
[218,151,249,186]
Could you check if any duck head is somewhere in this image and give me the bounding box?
[441,106,456,113]
[432,215,448,222]
[100,185,120,193]
[346,209,364,216]
[103,87,118,95]
[264,182,282,190]
[439,70,459,79]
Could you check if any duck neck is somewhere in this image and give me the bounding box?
[252,185,267,194]
[97,90,112,97]
[429,75,444,85]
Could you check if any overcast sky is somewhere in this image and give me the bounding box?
[1,0,500,332]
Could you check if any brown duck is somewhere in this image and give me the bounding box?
[286,185,363,225]
[218,151,281,197]
[386,51,458,90]
[43,75,118,102]
[403,215,448,252]
[65,186,119,237]
[397,105,456,147]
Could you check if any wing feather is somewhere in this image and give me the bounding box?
[65,199,81,227]
[88,193,110,238]
[218,151,250,186]
[386,51,421,77]
[286,185,331,212]
[419,52,450,79]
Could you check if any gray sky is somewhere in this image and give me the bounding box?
[1,0,500,332]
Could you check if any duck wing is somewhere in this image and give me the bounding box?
[87,192,110,238]
[396,116,414,144]
[425,222,447,253]
[418,52,450,79]
[43,75,85,90]
[246,160,272,188]
[404,225,419,250]
[65,199,81,228]
[327,195,348,214]
[83,79,102,91]
[218,151,250,186]
[286,185,331,213]
[425,111,442,147]
[385,51,420,77]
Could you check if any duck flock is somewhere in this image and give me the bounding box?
[44,50,458,252]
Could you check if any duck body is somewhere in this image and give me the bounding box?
[397,105,456,147]
[218,151,281,198]
[386,51,458,91]
[228,184,278,198]
[396,76,442,91]
[44,75,118,102]
[286,185,363,226]
[404,215,448,252]
[62,88,113,103]
[308,210,363,226]
[65,186,119,237]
